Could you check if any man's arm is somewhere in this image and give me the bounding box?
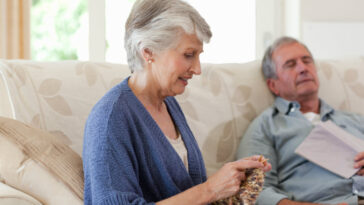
[278,199,320,205]
[346,113,364,174]
[236,116,350,205]
[236,117,290,205]
[278,199,348,205]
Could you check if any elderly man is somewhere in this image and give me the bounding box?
[237,36,364,205]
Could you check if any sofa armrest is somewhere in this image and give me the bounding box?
[0,117,83,205]
[0,182,42,205]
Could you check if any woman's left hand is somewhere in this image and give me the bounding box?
[355,151,364,175]
[243,155,272,172]
[203,155,271,202]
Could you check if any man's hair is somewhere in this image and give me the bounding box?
[261,36,313,80]
[124,0,212,72]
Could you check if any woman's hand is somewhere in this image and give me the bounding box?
[355,151,364,175]
[203,155,271,202]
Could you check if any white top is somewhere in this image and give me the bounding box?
[166,133,189,171]
[303,112,321,125]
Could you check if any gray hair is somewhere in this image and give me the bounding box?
[124,0,212,72]
[261,36,314,80]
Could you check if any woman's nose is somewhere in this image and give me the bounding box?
[191,59,201,75]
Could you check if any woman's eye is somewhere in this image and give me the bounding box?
[184,53,194,58]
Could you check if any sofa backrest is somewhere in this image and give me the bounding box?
[1,58,364,176]
[178,58,364,175]
[0,60,130,155]
[176,62,274,175]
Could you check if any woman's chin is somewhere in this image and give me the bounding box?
[171,87,186,96]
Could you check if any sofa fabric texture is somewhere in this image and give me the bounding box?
[0,182,42,205]
[0,61,130,156]
[0,57,364,203]
[0,117,83,205]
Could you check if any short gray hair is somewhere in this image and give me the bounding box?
[261,36,313,80]
[124,0,212,72]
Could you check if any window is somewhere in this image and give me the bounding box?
[185,0,256,63]
[31,0,87,61]
[32,0,256,63]
[104,0,256,64]
[105,0,134,63]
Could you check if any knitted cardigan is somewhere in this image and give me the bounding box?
[83,77,207,205]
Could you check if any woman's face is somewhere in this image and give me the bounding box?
[151,32,203,97]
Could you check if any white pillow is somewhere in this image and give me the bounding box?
[0,117,83,205]
[0,182,42,205]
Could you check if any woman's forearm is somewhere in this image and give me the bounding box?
[156,182,215,205]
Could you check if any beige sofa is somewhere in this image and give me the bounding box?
[1,57,364,204]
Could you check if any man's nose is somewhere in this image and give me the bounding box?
[296,60,308,73]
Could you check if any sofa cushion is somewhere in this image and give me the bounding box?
[0,60,130,155]
[0,117,83,205]
[317,57,364,115]
[0,182,42,205]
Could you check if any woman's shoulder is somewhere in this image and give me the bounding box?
[83,78,137,150]
[85,78,134,131]
[91,78,132,113]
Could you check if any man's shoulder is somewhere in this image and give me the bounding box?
[332,109,364,125]
[242,106,277,137]
[251,106,277,124]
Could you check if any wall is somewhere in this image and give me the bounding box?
[301,0,364,21]
[255,0,284,59]
[300,0,364,59]
[256,0,364,59]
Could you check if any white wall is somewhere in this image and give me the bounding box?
[255,0,284,59]
[256,0,364,59]
[301,0,364,21]
[300,0,364,59]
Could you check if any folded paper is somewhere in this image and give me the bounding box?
[295,120,364,178]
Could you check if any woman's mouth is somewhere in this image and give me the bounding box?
[179,77,190,86]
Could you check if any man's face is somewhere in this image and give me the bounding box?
[267,42,320,101]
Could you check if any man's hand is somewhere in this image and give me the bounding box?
[355,151,364,175]
[278,199,348,205]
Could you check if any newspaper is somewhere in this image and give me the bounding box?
[295,120,364,178]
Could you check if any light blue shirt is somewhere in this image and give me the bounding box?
[237,97,364,205]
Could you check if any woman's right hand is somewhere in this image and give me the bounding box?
[203,155,271,202]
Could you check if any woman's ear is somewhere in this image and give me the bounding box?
[142,48,153,63]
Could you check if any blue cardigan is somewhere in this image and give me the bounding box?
[83,77,207,205]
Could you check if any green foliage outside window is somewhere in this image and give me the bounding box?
[31,0,87,60]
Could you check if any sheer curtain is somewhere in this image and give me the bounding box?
[0,0,30,59]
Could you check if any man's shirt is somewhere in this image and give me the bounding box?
[237,97,364,205]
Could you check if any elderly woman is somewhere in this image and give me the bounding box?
[82,0,271,204]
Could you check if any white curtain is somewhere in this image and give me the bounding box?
[0,0,30,59]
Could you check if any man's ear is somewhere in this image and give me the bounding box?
[267,78,279,96]
[142,48,153,63]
